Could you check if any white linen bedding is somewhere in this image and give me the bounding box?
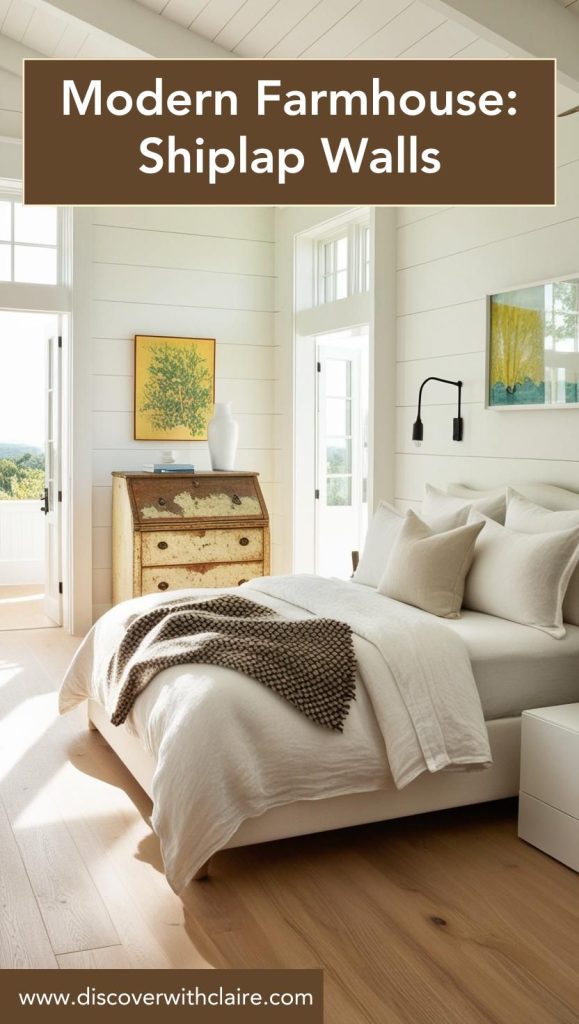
[446,611,579,719]
[59,575,491,892]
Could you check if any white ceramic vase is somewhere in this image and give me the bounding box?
[208,402,239,471]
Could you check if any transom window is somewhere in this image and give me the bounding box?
[0,199,58,285]
[316,220,370,306]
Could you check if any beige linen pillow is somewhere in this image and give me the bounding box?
[422,483,506,524]
[506,488,579,626]
[354,501,469,587]
[464,509,579,638]
[377,510,484,618]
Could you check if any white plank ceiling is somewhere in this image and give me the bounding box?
[0,0,511,59]
[134,0,505,59]
[0,0,145,57]
[557,0,579,14]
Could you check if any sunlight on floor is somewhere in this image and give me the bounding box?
[0,585,57,630]
[0,590,43,605]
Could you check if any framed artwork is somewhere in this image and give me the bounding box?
[488,275,579,408]
[134,335,215,440]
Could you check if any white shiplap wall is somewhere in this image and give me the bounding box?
[394,114,579,510]
[90,206,277,620]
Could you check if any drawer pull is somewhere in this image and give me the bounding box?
[158,581,169,591]
[239,537,249,547]
[232,494,242,505]
[158,497,166,506]
[238,578,248,586]
[157,541,168,550]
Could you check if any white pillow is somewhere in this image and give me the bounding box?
[422,484,506,524]
[506,488,579,626]
[378,510,484,618]
[464,509,579,638]
[354,501,469,587]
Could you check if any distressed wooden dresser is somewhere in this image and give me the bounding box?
[112,471,270,604]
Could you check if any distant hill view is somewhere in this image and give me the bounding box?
[0,443,43,460]
[0,444,45,500]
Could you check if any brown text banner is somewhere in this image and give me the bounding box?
[4,969,323,1023]
[23,58,555,206]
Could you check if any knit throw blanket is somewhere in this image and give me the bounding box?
[106,594,356,732]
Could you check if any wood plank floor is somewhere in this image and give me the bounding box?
[1,627,579,1023]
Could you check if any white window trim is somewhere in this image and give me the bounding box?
[315,216,370,308]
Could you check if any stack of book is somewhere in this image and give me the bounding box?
[142,463,195,473]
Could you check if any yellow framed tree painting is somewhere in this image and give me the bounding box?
[134,335,215,441]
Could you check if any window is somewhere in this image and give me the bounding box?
[319,234,348,304]
[0,198,58,285]
[316,220,370,306]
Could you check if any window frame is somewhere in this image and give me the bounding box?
[0,184,66,288]
[315,217,370,307]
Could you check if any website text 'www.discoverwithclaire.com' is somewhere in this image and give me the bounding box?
[7,968,323,1022]
[18,986,314,1009]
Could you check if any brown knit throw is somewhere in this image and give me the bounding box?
[106,594,356,732]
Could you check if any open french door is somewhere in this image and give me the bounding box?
[315,330,369,579]
[43,327,63,624]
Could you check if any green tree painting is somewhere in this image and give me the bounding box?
[135,336,215,440]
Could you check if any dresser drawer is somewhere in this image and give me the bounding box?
[131,476,263,523]
[141,561,264,594]
[142,528,264,567]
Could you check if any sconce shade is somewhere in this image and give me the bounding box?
[412,417,424,442]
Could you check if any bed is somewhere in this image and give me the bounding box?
[60,482,579,892]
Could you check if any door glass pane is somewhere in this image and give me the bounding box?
[326,398,351,436]
[326,359,350,397]
[14,203,57,245]
[327,476,352,506]
[14,245,57,285]
[0,201,11,241]
[326,439,351,474]
[0,243,10,280]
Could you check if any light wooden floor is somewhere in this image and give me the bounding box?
[2,627,579,1022]
[0,585,57,630]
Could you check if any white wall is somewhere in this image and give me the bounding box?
[394,114,579,510]
[89,206,276,619]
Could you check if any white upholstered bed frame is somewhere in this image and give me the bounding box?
[87,481,579,878]
[87,703,521,876]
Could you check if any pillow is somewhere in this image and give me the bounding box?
[464,509,579,638]
[506,488,579,625]
[354,501,469,587]
[422,483,506,524]
[377,510,484,618]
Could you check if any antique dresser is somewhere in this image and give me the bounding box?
[112,471,270,604]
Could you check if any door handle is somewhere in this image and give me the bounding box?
[40,487,49,515]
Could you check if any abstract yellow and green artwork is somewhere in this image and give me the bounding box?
[134,335,215,440]
[489,279,579,406]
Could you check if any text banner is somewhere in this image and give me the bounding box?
[23,58,555,206]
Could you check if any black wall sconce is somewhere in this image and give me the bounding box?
[412,377,463,447]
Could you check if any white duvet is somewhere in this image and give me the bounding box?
[59,575,491,892]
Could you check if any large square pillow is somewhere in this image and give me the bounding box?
[354,501,469,587]
[377,510,484,618]
[422,483,506,524]
[506,488,579,626]
[464,509,579,638]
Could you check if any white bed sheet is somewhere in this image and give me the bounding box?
[445,612,579,719]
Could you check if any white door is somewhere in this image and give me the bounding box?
[43,330,62,624]
[315,336,368,578]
